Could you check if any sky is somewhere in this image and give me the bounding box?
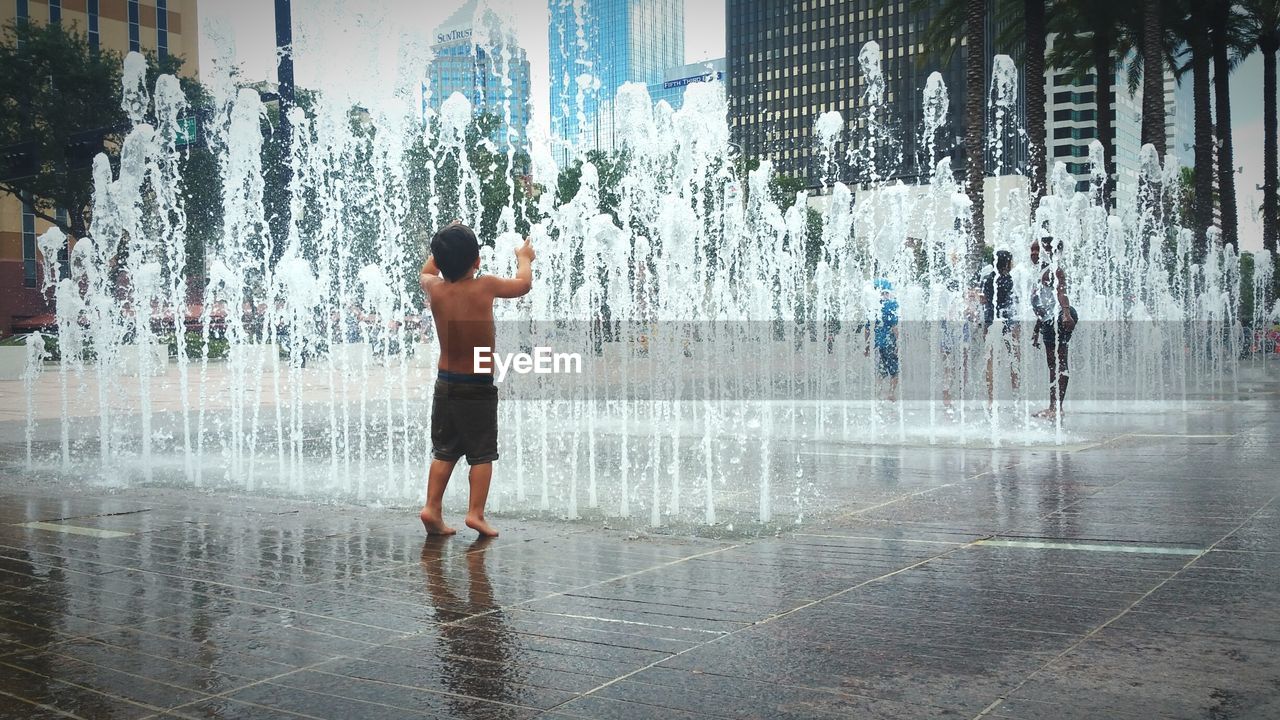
[198,0,1272,251]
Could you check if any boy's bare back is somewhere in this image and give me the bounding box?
[420,238,535,373]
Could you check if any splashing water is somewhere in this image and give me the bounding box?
[19,20,1259,531]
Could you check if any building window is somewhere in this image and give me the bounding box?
[15,0,26,21]
[21,195,37,289]
[128,0,140,52]
[156,0,169,61]
[88,0,100,50]
[48,0,60,23]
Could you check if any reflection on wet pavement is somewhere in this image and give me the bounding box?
[0,393,1277,718]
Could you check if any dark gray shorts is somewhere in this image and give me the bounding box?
[430,379,499,464]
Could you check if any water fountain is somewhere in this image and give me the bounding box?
[14,8,1258,531]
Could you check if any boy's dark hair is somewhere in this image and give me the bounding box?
[431,223,480,282]
[995,250,1013,273]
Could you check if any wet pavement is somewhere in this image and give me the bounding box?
[0,388,1277,718]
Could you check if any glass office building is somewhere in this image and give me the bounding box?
[428,0,533,150]
[549,0,683,161]
[726,0,1023,188]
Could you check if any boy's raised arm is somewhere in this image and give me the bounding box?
[420,255,441,294]
[485,237,535,299]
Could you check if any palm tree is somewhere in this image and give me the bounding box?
[1026,0,1048,202]
[1140,0,1166,156]
[1168,0,1217,256]
[1047,1,1142,209]
[1243,0,1279,255]
[1210,0,1250,250]
[965,0,987,265]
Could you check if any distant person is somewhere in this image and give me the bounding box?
[1030,235,1077,419]
[981,250,1020,403]
[865,278,900,402]
[418,221,535,537]
[939,262,980,413]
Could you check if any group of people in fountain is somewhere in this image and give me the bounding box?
[413,219,1078,537]
[869,233,1078,420]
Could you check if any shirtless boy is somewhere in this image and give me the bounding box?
[418,222,535,537]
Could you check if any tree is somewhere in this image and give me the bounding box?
[1168,1,1218,256]
[916,0,1050,213]
[1210,0,1250,249]
[554,148,627,223]
[0,19,122,240]
[1025,0,1048,204]
[964,0,987,266]
[1243,0,1280,254]
[1140,0,1167,156]
[0,19,209,246]
[1048,1,1144,208]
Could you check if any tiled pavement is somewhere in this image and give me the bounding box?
[0,390,1277,718]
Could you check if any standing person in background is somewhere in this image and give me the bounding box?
[982,250,1020,404]
[865,278,900,403]
[1030,236,1077,419]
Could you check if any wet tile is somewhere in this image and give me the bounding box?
[0,686,156,720]
[594,668,968,719]
[0,656,202,715]
[163,696,319,720]
[272,666,553,717]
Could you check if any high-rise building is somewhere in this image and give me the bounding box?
[647,58,726,111]
[726,0,1023,189]
[0,0,201,336]
[428,0,532,150]
[1044,38,1195,209]
[548,0,683,161]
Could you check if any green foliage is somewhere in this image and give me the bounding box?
[171,331,229,360]
[0,19,211,245]
[554,148,628,222]
[406,112,535,249]
[911,0,1031,65]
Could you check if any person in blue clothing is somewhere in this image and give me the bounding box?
[865,278,900,402]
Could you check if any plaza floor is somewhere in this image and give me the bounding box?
[0,375,1277,718]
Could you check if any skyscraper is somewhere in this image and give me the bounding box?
[1044,39,1196,208]
[428,0,532,150]
[726,0,1023,189]
[548,0,684,161]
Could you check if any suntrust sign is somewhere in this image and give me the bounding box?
[436,28,473,44]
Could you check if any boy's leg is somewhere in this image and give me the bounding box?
[464,463,499,537]
[421,458,458,535]
[1055,340,1070,410]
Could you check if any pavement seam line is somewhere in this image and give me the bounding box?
[828,457,1029,524]
[970,492,1279,720]
[550,535,984,714]
[168,657,346,709]
[0,687,85,719]
[0,659,170,715]
[434,542,744,630]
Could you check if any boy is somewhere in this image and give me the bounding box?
[419,222,535,537]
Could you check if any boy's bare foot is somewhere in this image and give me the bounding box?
[1033,407,1059,420]
[420,507,456,536]
[465,514,499,538]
